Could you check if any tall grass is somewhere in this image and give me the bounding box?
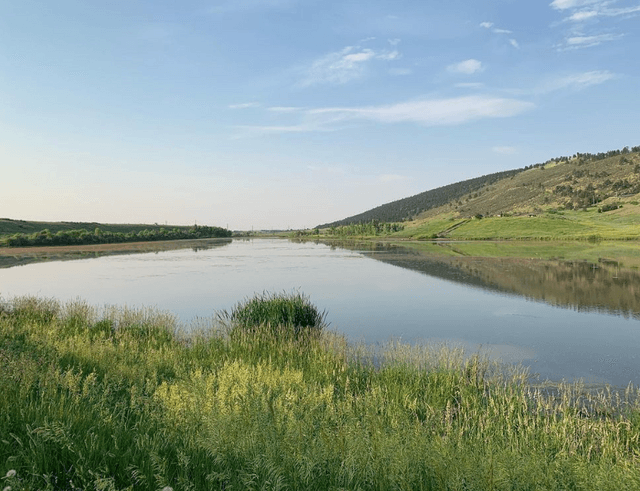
[1,295,640,490]
[219,290,327,337]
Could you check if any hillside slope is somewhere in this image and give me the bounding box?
[318,146,640,230]
[396,148,640,240]
[316,168,524,228]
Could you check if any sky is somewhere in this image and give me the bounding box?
[1,0,639,230]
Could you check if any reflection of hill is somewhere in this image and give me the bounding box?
[0,238,232,269]
[328,241,640,320]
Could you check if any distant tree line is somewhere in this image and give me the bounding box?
[0,225,232,248]
[528,145,640,170]
[325,220,405,237]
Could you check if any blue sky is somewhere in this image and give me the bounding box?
[1,0,639,230]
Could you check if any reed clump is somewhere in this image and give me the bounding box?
[1,295,640,490]
[220,290,328,338]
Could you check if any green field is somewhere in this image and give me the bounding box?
[2,295,640,490]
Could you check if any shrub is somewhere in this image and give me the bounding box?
[223,291,327,336]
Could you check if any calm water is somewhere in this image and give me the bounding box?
[2,238,639,386]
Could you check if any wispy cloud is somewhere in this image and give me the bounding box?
[229,102,261,109]
[538,70,616,92]
[307,96,533,127]
[300,45,402,86]
[480,21,519,47]
[550,0,600,10]
[234,96,534,136]
[551,0,638,50]
[268,106,303,112]
[563,33,622,49]
[447,59,483,75]
[570,5,640,20]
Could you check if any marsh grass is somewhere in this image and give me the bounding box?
[2,295,640,490]
[220,290,328,338]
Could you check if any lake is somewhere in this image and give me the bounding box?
[2,238,639,387]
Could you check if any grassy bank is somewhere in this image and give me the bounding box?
[2,296,640,490]
[392,205,640,241]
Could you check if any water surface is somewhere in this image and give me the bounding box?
[2,238,638,386]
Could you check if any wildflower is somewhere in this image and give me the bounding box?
[161,487,173,491]
[4,471,15,478]
[3,486,12,491]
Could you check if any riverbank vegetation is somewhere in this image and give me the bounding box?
[0,224,232,248]
[2,294,640,490]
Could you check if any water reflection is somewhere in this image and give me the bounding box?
[311,240,640,320]
[0,238,232,269]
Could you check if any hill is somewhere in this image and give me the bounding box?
[318,145,640,240]
[316,168,524,228]
[318,146,640,229]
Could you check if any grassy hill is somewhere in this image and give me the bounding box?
[320,145,640,240]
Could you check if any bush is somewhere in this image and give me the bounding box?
[224,291,327,336]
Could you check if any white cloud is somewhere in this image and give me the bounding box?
[568,10,599,21]
[388,38,401,46]
[492,146,518,155]
[509,39,520,48]
[539,70,616,92]
[566,33,621,47]
[550,0,600,10]
[480,22,494,28]
[300,45,401,86]
[447,59,483,75]
[377,50,400,61]
[307,96,534,127]
[492,28,513,34]
[234,96,534,136]
[229,102,260,109]
[268,106,303,112]
[551,1,640,49]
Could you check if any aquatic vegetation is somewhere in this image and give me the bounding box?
[1,295,640,490]
[221,290,327,337]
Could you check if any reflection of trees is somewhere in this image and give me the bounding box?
[319,240,640,320]
[0,238,232,269]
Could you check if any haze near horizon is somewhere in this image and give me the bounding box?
[2,0,639,230]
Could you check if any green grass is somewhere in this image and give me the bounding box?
[2,296,640,490]
[398,208,640,241]
[220,290,328,337]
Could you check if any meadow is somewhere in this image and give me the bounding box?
[2,294,640,490]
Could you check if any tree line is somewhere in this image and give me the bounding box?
[0,225,232,248]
